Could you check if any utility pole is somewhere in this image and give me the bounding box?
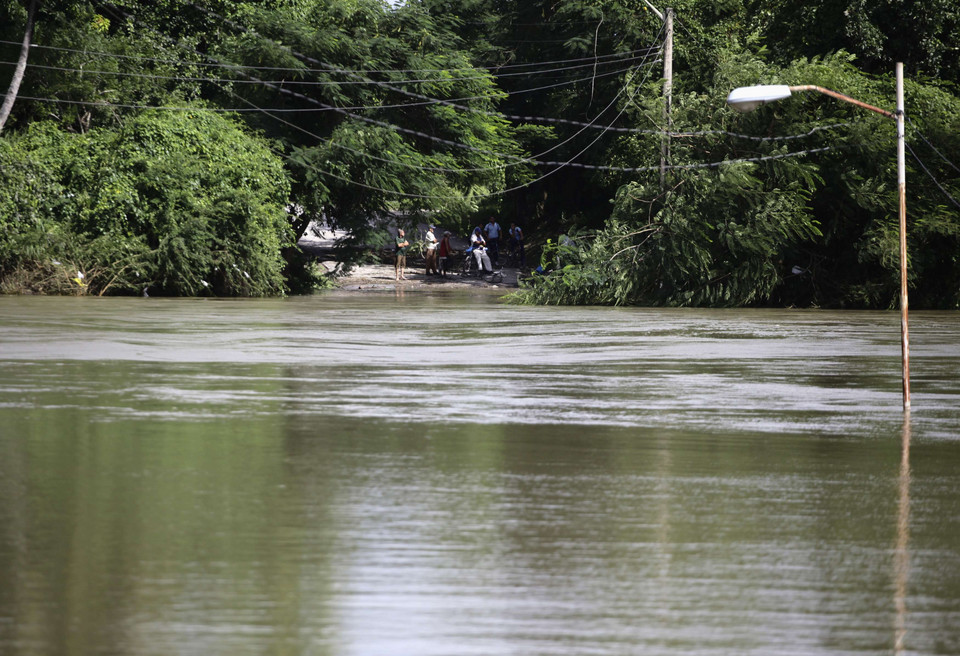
[641,2,673,191]
[661,7,673,191]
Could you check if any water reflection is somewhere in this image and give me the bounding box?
[895,414,911,654]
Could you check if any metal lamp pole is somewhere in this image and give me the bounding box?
[727,64,911,410]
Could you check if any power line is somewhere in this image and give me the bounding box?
[907,119,960,175]
[94,1,668,142]
[132,2,845,150]
[0,38,656,76]
[3,58,648,112]
[10,56,859,145]
[231,55,833,194]
[185,8,662,195]
[14,8,855,159]
[533,146,835,172]
[179,0,672,168]
[183,0,661,127]
[16,94,853,147]
[5,6,950,216]
[0,49,655,86]
[16,95,249,111]
[905,142,960,212]
[14,10,847,181]
[47,4,839,200]
[90,4,951,159]
[251,45,661,173]
[100,2,666,181]
[118,0,669,169]
[461,18,616,27]
[264,121,839,199]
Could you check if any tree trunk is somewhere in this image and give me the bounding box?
[0,0,38,133]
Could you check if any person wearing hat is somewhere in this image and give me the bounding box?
[424,225,439,276]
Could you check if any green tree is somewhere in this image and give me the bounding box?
[749,0,960,84]
[196,0,529,250]
[516,48,960,309]
[0,111,293,296]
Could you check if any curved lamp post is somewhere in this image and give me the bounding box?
[727,65,911,411]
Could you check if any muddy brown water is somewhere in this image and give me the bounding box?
[1,294,958,655]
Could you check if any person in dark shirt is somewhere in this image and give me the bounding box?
[395,228,410,281]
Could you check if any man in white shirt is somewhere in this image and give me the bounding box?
[483,217,502,265]
[424,225,439,275]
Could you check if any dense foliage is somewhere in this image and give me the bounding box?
[0,111,292,295]
[0,0,958,305]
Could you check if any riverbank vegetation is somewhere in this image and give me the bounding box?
[1,0,958,306]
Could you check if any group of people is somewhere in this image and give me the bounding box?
[394,225,453,280]
[393,219,526,281]
[466,219,526,275]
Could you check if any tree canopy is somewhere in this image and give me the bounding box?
[1,0,958,306]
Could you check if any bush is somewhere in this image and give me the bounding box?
[0,110,294,296]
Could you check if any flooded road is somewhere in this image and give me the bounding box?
[0,293,958,655]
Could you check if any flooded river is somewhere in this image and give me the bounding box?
[0,293,958,655]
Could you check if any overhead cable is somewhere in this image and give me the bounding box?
[9,62,855,145]
[9,57,859,144]
[229,39,661,171]
[16,94,850,146]
[77,5,838,201]
[34,5,680,141]
[0,49,655,86]
[907,119,960,175]
[174,4,664,193]
[156,1,669,169]
[2,58,648,110]
[533,146,835,172]
[0,38,656,75]
[905,142,960,212]
[101,2,664,178]
[184,0,659,124]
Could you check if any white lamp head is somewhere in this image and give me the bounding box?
[726,85,793,112]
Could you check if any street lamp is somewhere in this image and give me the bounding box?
[727,65,911,411]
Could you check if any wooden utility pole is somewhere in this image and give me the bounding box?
[660,7,673,191]
[0,0,38,133]
[640,2,673,190]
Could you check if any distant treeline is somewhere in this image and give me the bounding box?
[1,0,958,307]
